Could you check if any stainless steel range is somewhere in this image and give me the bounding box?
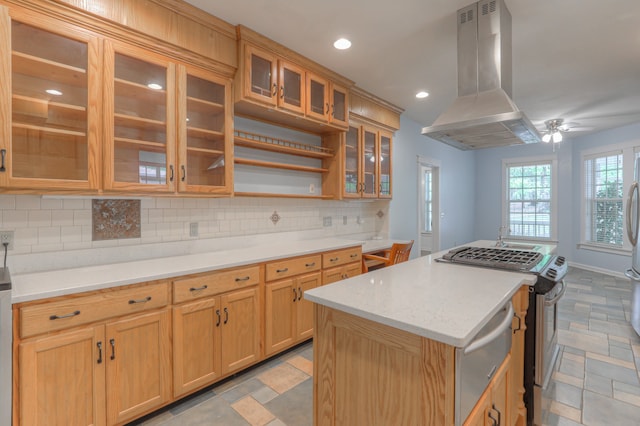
[438,246,567,425]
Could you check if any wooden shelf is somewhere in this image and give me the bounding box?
[186,146,224,156]
[12,122,86,137]
[114,113,165,131]
[114,137,166,150]
[235,192,333,199]
[114,78,166,102]
[234,158,328,174]
[234,130,333,159]
[12,51,87,88]
[187,126,224,138]
[13,94,86,120]
[186,96,224,114]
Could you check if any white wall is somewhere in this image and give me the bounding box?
[389,115,477,256]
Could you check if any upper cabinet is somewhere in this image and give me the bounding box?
[0,10,101,191]
[103,40,232,195]
[235,26,353,134]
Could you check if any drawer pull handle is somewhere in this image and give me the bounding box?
[235,276,250,282]
[97,341,103,364]
[110,338,115,360]
[350,254,358,258]
[223,307,229,324]
[49,310,80,320]
[276,268,289,273]
[330,257,339,262]
[305,262,316,267]
[128,296,152,304]
[298,287,302,301]
[189,285,208,292]
[216,309,221,327]
[293,288,297,302]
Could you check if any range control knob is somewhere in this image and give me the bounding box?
[546,268,558,279]
[555,256,566,266]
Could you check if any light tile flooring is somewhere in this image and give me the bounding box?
[133,267,640,426]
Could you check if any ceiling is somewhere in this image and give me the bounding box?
[184,0,640,141]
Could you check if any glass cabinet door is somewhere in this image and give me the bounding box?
[277,60,304,114]
[330,84,349,128]
[362,127,378,198]
[8,20,98,189]
[104,41,175,192]
[245,44,277,107]
[178,65,231,194]
[306,73,329,121]
[379,132,392,198]
[344,126,360,197]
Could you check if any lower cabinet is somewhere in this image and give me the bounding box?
[464,353,511,426]
[19,309,171,426]
[322,262,361,285]
[264,272,321,355]
[172,286,260,398]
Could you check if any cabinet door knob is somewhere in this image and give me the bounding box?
[0,149,6,172]
[97,341,103,364]
[110,338,116,360]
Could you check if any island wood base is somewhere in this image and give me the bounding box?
[313,304,456,425]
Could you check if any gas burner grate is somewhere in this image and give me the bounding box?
[442,246,543,271]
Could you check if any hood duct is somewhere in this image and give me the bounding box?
[421,0,540,150]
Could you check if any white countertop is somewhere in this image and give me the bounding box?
[305,240,551,348]
[11,237,399,304]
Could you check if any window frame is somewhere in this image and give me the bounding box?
[579,142,638,254]
[501,155,558,242]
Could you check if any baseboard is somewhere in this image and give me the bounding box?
[568,261,626,279]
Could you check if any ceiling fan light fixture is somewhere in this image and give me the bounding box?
[552,131,563,143]
[542,133,552,143]
[542,118,564,144]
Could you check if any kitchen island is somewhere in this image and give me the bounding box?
[304,241,543,425]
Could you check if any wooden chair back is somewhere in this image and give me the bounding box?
[386,240,414,266]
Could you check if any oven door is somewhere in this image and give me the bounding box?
[535,279,566,388]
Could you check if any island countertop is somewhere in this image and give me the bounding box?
[304,240,549,348]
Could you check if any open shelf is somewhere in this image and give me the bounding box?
[234,158,328,174]
[234,130,333,159]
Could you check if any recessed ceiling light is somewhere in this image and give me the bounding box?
[333,38,352,50]
[147,83,163,90]
[416,91,429,99]
[46,89,63,96]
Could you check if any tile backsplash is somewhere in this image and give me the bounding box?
[0,195,389,257]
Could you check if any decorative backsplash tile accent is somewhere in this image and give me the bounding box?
[270,211,281,225]
[92,199,141,241]
[377,210,385,218]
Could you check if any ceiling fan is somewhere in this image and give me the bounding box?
[539,118,595,143]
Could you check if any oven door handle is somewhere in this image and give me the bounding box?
[544,280,566,307]
[463,301,513,355]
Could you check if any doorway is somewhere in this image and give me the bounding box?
[418,157,440,256]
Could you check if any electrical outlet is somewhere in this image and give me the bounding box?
[0,230,14,250]
[309,183,315,193]
[189,222,198,237]
[343,216,347,225]
[323,216,332,227]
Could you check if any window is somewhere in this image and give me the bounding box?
[424,168,432,232]
[503,157,557,240]
[584,152,624,246]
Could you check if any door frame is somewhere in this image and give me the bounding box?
[417,156,440,255]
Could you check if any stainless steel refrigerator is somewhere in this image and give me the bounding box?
[625,157,640,335]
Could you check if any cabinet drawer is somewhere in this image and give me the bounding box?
[265,255,322,281]
[173,266,260,304]
[20,282,169,338]
[322,247,361,268]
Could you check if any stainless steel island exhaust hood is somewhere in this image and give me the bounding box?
[421,0,540,150]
